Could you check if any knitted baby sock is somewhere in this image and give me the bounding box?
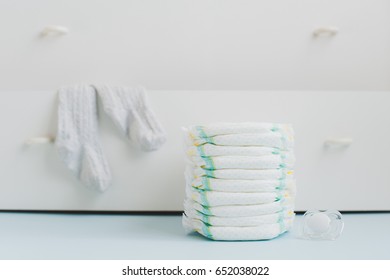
[55,85,112,191]
[95,85,166,151]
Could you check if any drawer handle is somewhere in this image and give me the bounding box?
[25,137,55,146]
[313,27,339,37]
[41,25,69,36]
[324,138,353,148]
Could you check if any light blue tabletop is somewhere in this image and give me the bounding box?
[0,212,389,260]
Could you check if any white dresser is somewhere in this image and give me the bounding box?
[0,0,389,211]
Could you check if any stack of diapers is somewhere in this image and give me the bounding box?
[182,123,296,241]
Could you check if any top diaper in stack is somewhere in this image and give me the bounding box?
[182,122,296,241]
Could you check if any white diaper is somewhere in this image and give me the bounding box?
[190,166,294,180]
[189,132,294,150]
[184,199,294,217]
[187,144,282,157]
[182,122,297,241]
[188,154,295,170]
[188,122,294,138]
[188,187,293,207]
[185,208,295,227]
[182,214,293,241]
[189,176,296,193]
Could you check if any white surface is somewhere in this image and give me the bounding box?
[0,90,389,211]
[0,213,388,259]
[1,0,390,91]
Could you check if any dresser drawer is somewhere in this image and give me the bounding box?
[0,91,389,211]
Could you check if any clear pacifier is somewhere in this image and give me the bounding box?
[301,210,344,240]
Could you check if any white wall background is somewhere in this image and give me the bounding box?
[0,0,390,91]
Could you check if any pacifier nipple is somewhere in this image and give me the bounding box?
[306,212,331,233]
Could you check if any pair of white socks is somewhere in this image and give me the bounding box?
[55,85,166,191]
